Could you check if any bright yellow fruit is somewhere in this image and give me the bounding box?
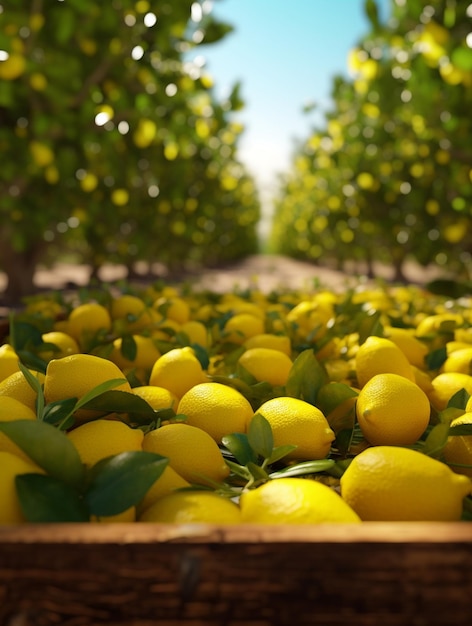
[428,372,472,412]
[441,348,472,375]
[177,381,253,442]
[179,320,208,348]
[383,326,428,369]
[355,336,416,388]
[142,423,229,485]
[0,54,26,80]
[285,299,332,341]
[340,445,471,521]
[43,354,131,420]
[154,296,190,325]
[243,333,291,356]
[356,373,430,446]
[249,397,335,461]
[238,347,293,387]
[222,313,265,344]
[39,331,80,360]
[0,397,37,461]
[109,335,161,373]
[240,477,360,524]
[0,451,43,524]
[66,302,112,347]
[137,465,190,515]
[110,294,161,333]
[132,385,179,412]
[443,413,472,478]
[0,344,20,382]
[0,370,44,412]
[149,347,206,399]
[139,490,241,523]
[67,419,143,467]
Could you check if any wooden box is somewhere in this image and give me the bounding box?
[1,522,472,625]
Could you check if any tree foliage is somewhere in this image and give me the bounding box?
[270,0,472,280]
[0,0,260,301]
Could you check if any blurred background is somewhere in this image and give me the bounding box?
[0,0,471,303]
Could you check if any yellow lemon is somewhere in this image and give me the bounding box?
[149,347,206,399]
[139,490,241,523]
[383,326,428,369]
[441,347,472,375]
[0,451,43,524]
[39,331,80,361]
[238,347,293,387]
[0,53,26,80]
[356,373,431,446]
[240,477,360,524]
[249,397,335,461]
[142,423,229,485]
[177,381,254,443]
[0,397,37,461]
[355,336,416,388]
[243,333,292,356]
[67,419,144,467]
[132,385,179,412]
[43,354,131,421]
[340,445,471,521]
[137,465,190,515]
[109,335,161,373]
[154,295,190,325]
[110,294,161,333]
[222,313,265,344]
[179,320,209,348]
[66,302,112,347]
[285,299,332,342]
[0,370,44,412]
[428,372,472,412]
[0,344,20,382]
[443,413,472,478]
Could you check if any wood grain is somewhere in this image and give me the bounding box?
[1,523,472,625]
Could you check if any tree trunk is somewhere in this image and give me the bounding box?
[0,236,43,306]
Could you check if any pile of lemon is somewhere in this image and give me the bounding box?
[1,281,472,525]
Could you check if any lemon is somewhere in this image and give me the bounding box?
[132,385,179,412]
[67,419,144,467]
[154,295,190,325]
[0,370,44,412]
[110,294,160,333]
[222,313,265,344]
[238,347,293,387]
[249,397,335,461]
[443,413,472,478]
[240,477,360,524]
[139,490,241,523]
[340,445,471,521]
[355,336,416,388]
[149,347,206,399]
[285,299,332,342]
[0,344,20,382]
[137,465,190,515]
[142,423,229,485]
[66,302,112,347]
[243,333,292,356]
[441,347,472,375]
[109,335,161,374]
[43,354,131,421]
[356,373,430,446]
[0,54,26,80]
[383,326,428,369]
[92,507,136,523]
[179,320,208,347]
[39,331,80,361]
[0,397,37,460]
[428,372,472,412]
[0,451,43,524]
[177,381,254,442]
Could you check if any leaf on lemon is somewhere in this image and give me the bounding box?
[16,473,89,522]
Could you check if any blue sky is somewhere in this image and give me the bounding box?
[194,0,390,205]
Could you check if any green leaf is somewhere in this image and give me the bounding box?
[85,451,168,517]
[247,413,274,460]
[267,444,298,465]
[246,461,269,483]
[222,432,258,465]
[449,424,472,436]
[223,458,252,480]
[17,361,44,417]
[285,349,327,405]
[9,320,44,352]
[74,378,130,411]
[269,459,335,478]
[452,47,472,72]
[425,347,448,371]
[422,422,450,457]
[0,420,84,488]
[42,397,78,428]
[16,474,89,523]
[447,388,470,410]
[80,389,160,421]
[121,334,137,362]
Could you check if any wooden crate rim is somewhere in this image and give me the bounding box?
[1,522,472,546]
